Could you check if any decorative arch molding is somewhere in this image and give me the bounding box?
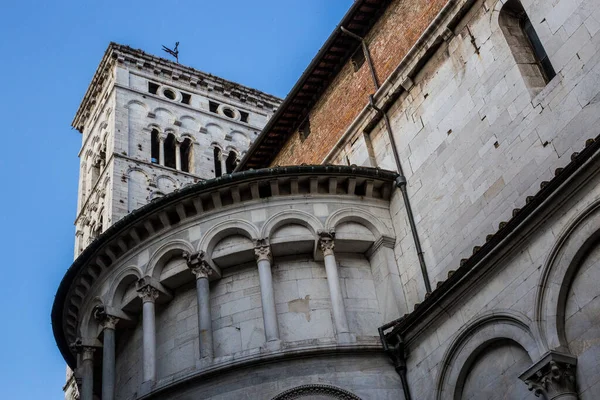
[146,240,195,279]
[325,207,392,239]
[197,219,260,257]
[535,197,600,352]
[106,265,143,307]
[126,166,151,185]
[260,209,323,239]
[435,310,540,400]
[78,296,105,339]
[125,99,149,113]
[271,384,362,400]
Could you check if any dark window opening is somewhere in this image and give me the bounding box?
[214,147,222,177]
[351,47,365,72]
[499,0,556,93]
[181,93,191,105]
[180,138,192,173]
[522,17,556,82]
[148,82,159,95]
[164,134,177,169]
[223,107,235,119]
[163,89,176,100]
[240,111,249,123]
[151,129,160,164]
[209,101,220,113]
[225,151,238,174]
[299,118,311,142]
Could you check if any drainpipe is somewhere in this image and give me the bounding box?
[379,325,412,400]
[341,26,432,294]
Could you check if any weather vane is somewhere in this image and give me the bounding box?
[162,42,180,63]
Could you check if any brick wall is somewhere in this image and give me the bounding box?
[270,0,448,166]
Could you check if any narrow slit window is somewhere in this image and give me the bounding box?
[164,134,176,169]
[151,129,160,164]
[351,47,365,72]
[225,151,238,174]
[499,0,556,95]
[299,118,311,142]
[180,138,192,173]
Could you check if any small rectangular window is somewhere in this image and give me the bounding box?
[240,111,249,123]
[209,100,220,113]
[181,93,191,105]
[299,118,311,142]
[351,47,365,72]
[148,82,159,95]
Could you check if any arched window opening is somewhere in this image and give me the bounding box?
[214,147,222,177]
[499,0,556,95]
[164,134,176,169]
[180,138,192,173]
[91,158,101,187]
[225,151,238,174]
[151,129,160,164]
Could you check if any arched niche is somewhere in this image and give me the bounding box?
[198,220,259,269]
[108,267,143,313]
[436,310,540,400]
[271,384,362,400]
[146,240,195,290]
[212,234,255,267]
[261,210,322,257]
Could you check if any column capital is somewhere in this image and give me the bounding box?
[519,351,578,399]
[254,238,272,262]
[93,305,120,330]
[318,230,336,256]
[183,250,213,279]
[136,284,160,303]
[69,339,97,358]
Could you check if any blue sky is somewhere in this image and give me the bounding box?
[0,1,351,398]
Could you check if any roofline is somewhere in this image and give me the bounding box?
[52,165,398,368]
[381,135,600,344]
[236,0,388,171]
[72,42,283,133]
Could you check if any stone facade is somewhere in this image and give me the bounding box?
[53,0,600,399]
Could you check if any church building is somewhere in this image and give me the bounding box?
[53,0,600,399]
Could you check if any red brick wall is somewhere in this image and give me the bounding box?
[270,0,448,166]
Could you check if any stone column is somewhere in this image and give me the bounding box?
[220,152,227,175]
[183,251,214,361]
[137,284,159,383]
[95,310,119,400]
[254,239,280,343]
[175,141,182,171]
[80,346,96,400]
[318,231,353,343]
[158,136,165,166]
[520,351,578,400]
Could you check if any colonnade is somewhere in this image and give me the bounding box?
[74,231,352,400]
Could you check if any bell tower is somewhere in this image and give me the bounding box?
[71,43,281,257]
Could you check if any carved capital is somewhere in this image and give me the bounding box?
[136,284,159,303]
[254,238,272,262]
[93,305,120,330]
[182,250,213,279]
[318,230,336,257]
[520,351,578,400]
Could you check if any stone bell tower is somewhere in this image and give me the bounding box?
[71,42,281,258]
[64,42,280,399]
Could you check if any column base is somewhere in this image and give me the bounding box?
[336,332,356,344]
[261,339,282,352]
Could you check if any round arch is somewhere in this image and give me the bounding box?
[197,219,259,257]
[435,310,540,400]
[535,198,600,352]
[145,239,195,280]
[260,209,323,239]
[106,265,143,308]
[325,207,392,239]
[271,384,362,400]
